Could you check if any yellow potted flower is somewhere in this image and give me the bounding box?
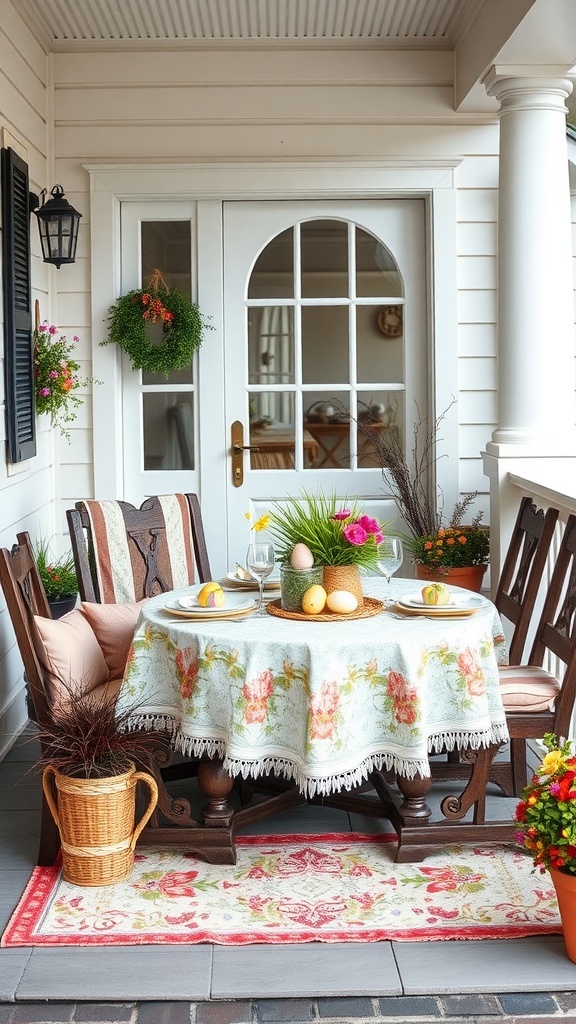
[515,733,576,962]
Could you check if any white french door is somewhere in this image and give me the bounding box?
[121,202,201,500]
[223,200,427,570]
[120,198,427,578]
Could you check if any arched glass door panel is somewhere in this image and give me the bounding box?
[245,218,406,472]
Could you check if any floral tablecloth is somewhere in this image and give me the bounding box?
[118,577,509,797]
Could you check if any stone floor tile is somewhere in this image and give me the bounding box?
[316,997,376,1017]
[74,1004,135,1021]
[136,1003,192,1024]
[440,994,502,1015]
[497,993,559,1014]
[392,937,576,994]
[377,996,442,1017]
[16,949,211,1002]
[0,951,32,1004]
[195,1001,253,1024]
[0,1007,14,1024]
[256,999,313,1021]
[211,943,401,999]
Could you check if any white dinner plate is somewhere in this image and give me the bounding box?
[397,591,483,615]
[165,592,256,617]
[225,571,281,590]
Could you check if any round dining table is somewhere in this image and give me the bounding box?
[118,575,514,862]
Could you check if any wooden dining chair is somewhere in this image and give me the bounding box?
[494,496,559,665]
[435,496,559,788]
[66,493,212,603]
[0,532,122,866]
[495,512,576,797]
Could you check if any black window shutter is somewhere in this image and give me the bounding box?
[1,146,36,463]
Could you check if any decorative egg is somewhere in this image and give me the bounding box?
[197,582,226,608]
[290,543,315,570]
[421,583,450,606]
[326,590,358,615]
[302,584,327,615]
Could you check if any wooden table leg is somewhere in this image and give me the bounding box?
[395,772,432,826]
[197,757,235,827]
[370,741,516,862]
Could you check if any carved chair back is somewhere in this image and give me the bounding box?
[498,512,576,797]
[495,496,559,664]
[67,493,212,603]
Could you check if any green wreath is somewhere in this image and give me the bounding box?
[103,272,211,377]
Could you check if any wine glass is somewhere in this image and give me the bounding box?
[246,542,275,615]
[377,538,404,602]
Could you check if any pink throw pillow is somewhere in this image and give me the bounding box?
[80,600,146,681]
[34,610,109,704]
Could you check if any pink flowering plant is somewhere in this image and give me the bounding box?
[515,733,576,876]
[34,322,100,440]
[268,489,386,569]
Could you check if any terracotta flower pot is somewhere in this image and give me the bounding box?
[550,867,576,963]
[415,564,487,593]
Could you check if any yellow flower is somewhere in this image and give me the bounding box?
[245,511,270,531]
[540,750,565,775]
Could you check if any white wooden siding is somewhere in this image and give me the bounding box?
[51,46,503,531]
[0,3,53,756]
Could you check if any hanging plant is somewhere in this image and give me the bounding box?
[102,270,211,377]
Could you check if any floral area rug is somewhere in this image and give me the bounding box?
[1,833,561,947]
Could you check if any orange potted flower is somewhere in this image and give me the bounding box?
[515,733,576,962]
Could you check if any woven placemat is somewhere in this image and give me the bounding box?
[266,596,384,622]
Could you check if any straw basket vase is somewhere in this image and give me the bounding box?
[42,761,158,886]
[322,564,364,607]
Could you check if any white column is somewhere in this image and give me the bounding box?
[483,70,575,454]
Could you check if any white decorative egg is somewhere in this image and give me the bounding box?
[290,543,315,569]
[326,590,358,614]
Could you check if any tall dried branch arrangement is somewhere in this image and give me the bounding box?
[357,400,481,541]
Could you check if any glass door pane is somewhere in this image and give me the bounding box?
[140,221,195,472]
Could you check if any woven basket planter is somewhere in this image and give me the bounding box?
[322,564,364,607]
[42,761,158,886]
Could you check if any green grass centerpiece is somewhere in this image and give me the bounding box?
[268,490,385,571]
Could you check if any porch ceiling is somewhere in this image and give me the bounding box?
[19,0,482,47]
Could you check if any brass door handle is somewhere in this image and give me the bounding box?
[231,420,260,487]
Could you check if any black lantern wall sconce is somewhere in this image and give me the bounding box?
[29,185,82,268]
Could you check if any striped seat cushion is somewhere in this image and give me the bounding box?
[499,665,561,712]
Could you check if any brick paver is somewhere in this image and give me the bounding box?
[1,995,576,1023]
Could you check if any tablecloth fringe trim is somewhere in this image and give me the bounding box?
[123,714,227,761]
[428,723,509,753]
[122,715,509,797]
[224,752,430,798]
